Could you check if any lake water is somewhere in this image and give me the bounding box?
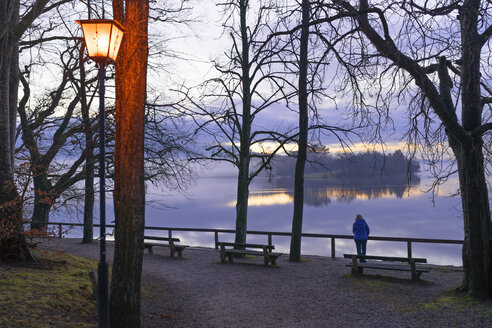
[64,164,465,266]
[147,164,464,266]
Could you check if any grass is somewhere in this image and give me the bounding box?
[347,274,492,320]
[419,292,492,318]
[0,250,98,327]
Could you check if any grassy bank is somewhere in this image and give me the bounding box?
[0,251,97,327]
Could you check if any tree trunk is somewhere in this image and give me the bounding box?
[235,163,249,245]
[30,174,54,230]
[110,0,149,326]
[31,198,52,230]
[448,134,491,298]
[29,165,56,230]
[80,43,94,244]
[9,24,19,171]
[289,0,309,262]
[233,0,252,246]
[0,0,34,262]
[82,135,94,245]
[0,180,32,262]
[454,2,492,297]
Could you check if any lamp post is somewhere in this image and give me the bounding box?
[76,19,125,328]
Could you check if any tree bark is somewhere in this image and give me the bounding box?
[289,0,309,262]
[31,186,53,230]
[235,164,249,245]
[9,25,19,171]
[0,0,35,262]
[448,135,491,297]
[30,172,54,230]
[233,0,252,246]
[31,201,51,230]
[80,43,94,244]
[110,0,149,326]
[453,1,492,297]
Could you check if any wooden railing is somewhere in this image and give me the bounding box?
[32,221,463,259]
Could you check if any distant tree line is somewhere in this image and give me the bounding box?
[268,150,420,181]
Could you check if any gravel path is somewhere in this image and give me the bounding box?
[43,239,491,328]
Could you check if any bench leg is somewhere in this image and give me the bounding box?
[170,248,175,258]
[351,267,364,276]
[411,271,421,282]
[271,257,277,266]
[146,246,153,255]
[409,260,418,281]
[228,254,234,263]
[177,249,183,258]
[351,255,361,276]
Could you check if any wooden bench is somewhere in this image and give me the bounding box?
[144,236,189,258]
[217,242,282,266]
[343,254,431,281]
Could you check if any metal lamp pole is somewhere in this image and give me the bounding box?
[79,4,109,325]
[97,61,109,328]
[76,16,125,328]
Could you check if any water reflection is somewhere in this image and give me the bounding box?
[228,174,421,207]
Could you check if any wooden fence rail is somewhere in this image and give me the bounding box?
[31,221,463,259]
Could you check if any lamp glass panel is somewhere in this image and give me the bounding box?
[81,22,112,58]
[108,24,124,61]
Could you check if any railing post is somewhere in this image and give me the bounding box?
[331,237,335,258]
[168,229,172,239]
[407,241,412,258]
[268,233,272,248]
[215,231,219,250]
[58,224,63,238]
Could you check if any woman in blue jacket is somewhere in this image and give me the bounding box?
[353,214,370,262]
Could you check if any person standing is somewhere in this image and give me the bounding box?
[353,214,370,262]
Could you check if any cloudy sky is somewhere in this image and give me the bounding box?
[150,1,418,156]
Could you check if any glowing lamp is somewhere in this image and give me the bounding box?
[76,19,125,63]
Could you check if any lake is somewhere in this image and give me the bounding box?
[144,164,464,266]
[64,163,465,266]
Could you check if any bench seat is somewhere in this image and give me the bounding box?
[217,242,282,266]
[144,236,188,258]
[344,254,430,281]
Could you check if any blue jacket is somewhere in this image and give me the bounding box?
[353,219,370,240]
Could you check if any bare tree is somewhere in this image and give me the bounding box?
[314,0,492,297]
[0,0,70,262]
[289,0,310,262]
[253,0,355,261]
[15,0,196,243]
[17,43,93,230]
[177,0,298,245]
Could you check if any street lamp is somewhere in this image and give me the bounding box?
[76,19,125,328]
